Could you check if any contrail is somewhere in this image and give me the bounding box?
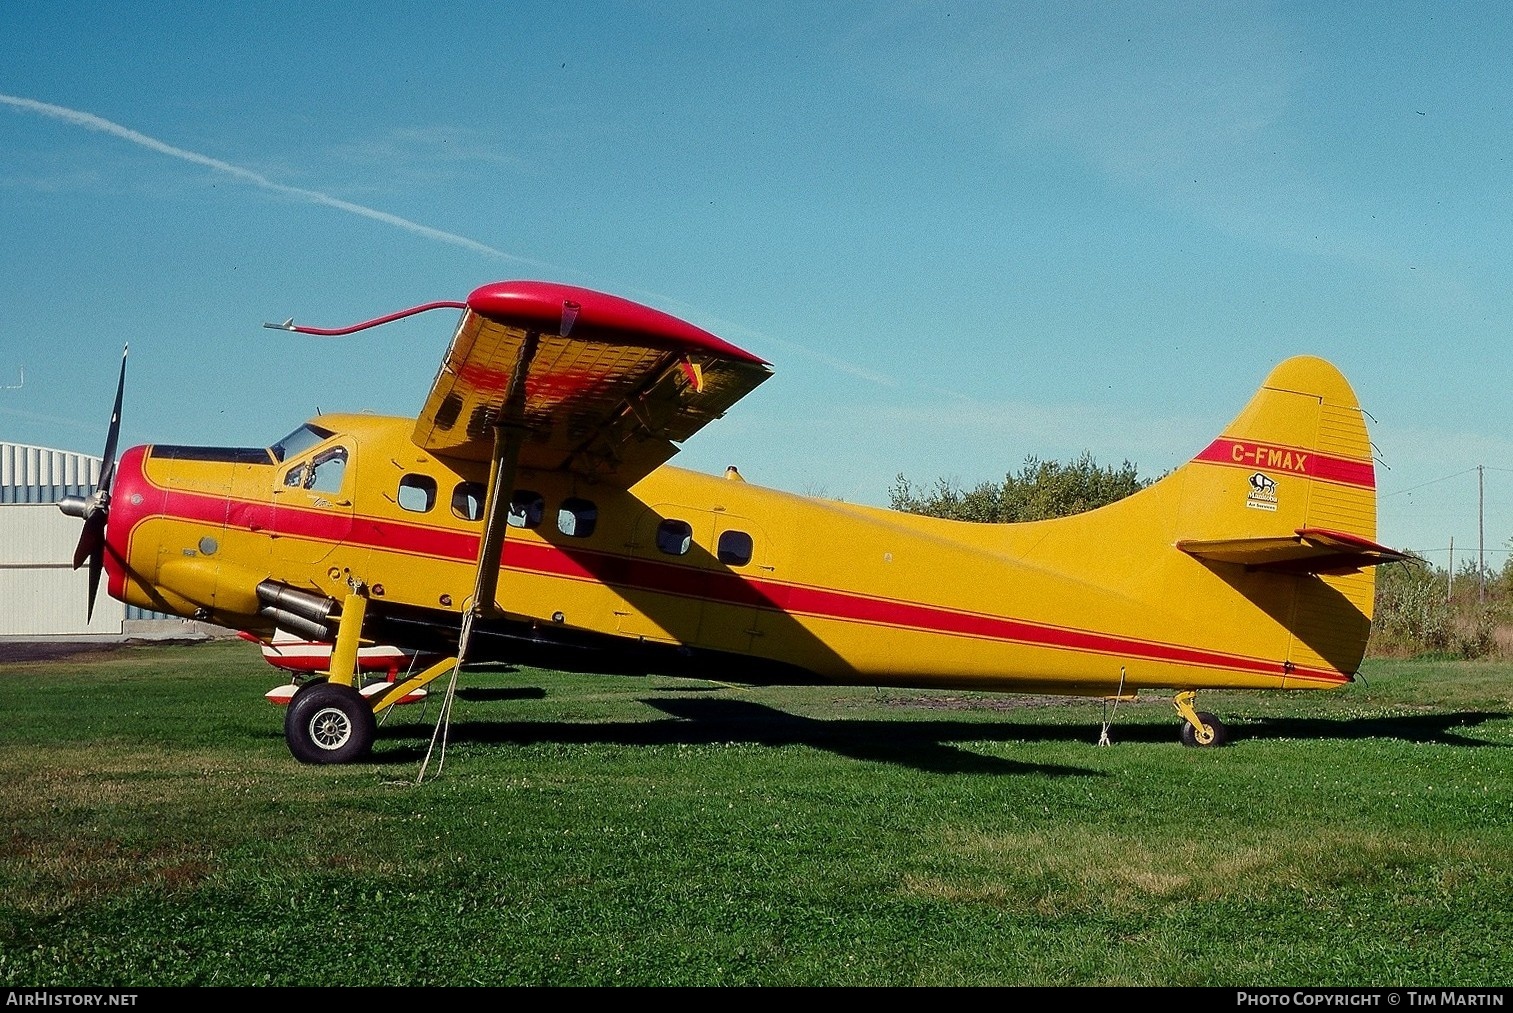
[1,94,547,266]
[2,94,907,391]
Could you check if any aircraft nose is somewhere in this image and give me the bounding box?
[97,444,154,606]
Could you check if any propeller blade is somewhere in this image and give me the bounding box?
[99,344,128,490]
[85,545,104,623]
[73,511,106,570]
[66,343,127,622]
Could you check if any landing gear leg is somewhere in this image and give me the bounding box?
[1173,690,1229,748]
[279,582,466,764]
[283,585,375,764]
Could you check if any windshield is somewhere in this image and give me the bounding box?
[269,423,336,463]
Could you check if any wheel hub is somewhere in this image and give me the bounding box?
[309,707,353,750]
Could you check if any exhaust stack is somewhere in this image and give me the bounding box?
[255,581,337,641]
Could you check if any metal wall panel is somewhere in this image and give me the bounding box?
[0,565,125,635]
[0,442,125,635]
[0,503,80,565]
[1,442,100,504]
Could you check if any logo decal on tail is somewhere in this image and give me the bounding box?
[1246,472,1278,511]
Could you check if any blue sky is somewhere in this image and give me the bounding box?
[2,1,1509,566]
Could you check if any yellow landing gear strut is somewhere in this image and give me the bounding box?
[282,582,462,765]
[283,333,540,768]
[1172,690,1230,748]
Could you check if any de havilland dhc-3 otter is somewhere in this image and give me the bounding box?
[58,280,1406,763]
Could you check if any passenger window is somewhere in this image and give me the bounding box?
[557,497,597,538]
[398,474,437,513]
[718,530,754,566]
[656,519,694,556]
[508,490,545,529]
[452,482,485,522]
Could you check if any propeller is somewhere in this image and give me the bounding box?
[57,345,128,621]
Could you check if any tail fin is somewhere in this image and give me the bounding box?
[1173,356,1391,553]
[1170,355,1402,680]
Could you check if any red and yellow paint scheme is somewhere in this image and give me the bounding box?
[64,280,1405,763]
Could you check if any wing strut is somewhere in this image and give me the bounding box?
[418,330,543,782]
[466,328,542,646]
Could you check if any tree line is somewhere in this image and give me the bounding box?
[888,452,1151,523]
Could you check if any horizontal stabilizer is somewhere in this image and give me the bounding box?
[1177,527,1409,575]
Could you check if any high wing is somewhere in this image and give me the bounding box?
[412,281,772,483]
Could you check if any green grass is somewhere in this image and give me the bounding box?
[1,641,1510,986]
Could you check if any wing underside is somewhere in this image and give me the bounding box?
[411,281,772,482]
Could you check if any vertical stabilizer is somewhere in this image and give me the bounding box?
[1177,356,1378,544]
[1172,356,1394,681]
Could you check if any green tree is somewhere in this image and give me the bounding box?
[890,451,1151,523]
[1367,552,1511,660]
[1370,559,1453,656]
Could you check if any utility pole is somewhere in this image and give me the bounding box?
[1479,464,1485,603]
[1448,536,1454,602]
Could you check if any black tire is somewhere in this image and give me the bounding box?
[284,681,376,764]
[1179,711,1229,748]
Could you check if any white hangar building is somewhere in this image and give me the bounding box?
[0,440,126,637]
[0,440,219,642]
[2,441,240,647]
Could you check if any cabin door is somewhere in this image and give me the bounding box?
[696,511,771,655]
[614,504,711,645]
[614,505,770,655]
[270,441,356,568]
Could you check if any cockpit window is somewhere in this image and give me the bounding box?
[283,446,348,493]
[270,423,336,463]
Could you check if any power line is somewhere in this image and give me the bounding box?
[1381,467,1480,498]
[1407,546,1511,556]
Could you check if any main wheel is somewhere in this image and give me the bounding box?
[1179,711,1229,748]
[284,681,377,764]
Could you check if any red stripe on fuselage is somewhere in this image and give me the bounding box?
[130,471,1346,685]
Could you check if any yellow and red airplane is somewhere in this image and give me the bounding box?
[59,280,1406,763]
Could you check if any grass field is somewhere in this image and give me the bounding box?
[1,639,1510,987]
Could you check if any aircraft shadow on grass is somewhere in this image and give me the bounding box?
[371,695,1102,778]
[1239,710,1510,748]
[361,689,1509,773]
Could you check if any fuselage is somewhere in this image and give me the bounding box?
[103,412,1367,697]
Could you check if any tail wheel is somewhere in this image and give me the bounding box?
[284,681,376,764]
[1179,711,1229,748]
